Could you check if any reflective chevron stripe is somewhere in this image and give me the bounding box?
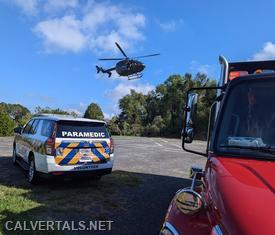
[54,141,110,165]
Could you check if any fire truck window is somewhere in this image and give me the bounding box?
[217,79,275,151]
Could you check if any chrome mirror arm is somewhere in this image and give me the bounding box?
[189,165,203,191]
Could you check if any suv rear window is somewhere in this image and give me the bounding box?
[56,121,109,138]
[41,120,55,137]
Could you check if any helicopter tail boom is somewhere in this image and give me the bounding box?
[96,65,114,78]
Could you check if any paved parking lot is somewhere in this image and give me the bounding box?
[0,136,206,234]
[113,136,207,178]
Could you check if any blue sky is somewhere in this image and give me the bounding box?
[1,0,275,118]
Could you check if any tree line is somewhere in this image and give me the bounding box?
[0,72,216,138]
[0,103,104,136]
[108,73,217,138]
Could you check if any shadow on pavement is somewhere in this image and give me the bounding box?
[0,155,192,235]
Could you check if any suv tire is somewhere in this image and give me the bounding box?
[28,157,40,184]
[12,146,18,165]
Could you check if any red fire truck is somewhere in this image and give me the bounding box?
[160,56,275,235]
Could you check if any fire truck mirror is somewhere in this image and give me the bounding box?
[175,188,203,215]
[183,93,198,144]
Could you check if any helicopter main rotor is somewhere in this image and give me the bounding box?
[98,42,160,61]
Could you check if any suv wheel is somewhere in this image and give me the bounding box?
[28,157,40,184]
[12,146,18,165]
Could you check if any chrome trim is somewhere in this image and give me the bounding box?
[212,225,224,235]
[219,55,229,85]
[175,187,203,214]
[206,101,218,152]
[190,166,203,190]
[163,222,179,235]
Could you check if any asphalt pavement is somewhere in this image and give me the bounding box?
[113,136,207,178]
[0,136,206,235]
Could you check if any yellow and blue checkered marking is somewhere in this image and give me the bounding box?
[54,141,110,166]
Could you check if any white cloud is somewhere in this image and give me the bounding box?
[90,31,127,54]
[190,60,217,76]
[159,21,176,32]
[64,108,82,117]
[105,82,154,103]
[158,19,183,32]
[253,42,275,60]
[26,92,55,103]
[79,102,86,108]
[64,102,87,117]
[103,112,114,120]
[10,0,38,15]
[30,1,146,54]
[117,14,145,40]
[103,82,154,117]
[33,15,88,53]
[5,1,146,54]
[44,0,78,12]
[81,3,120,33]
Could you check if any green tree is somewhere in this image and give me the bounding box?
[0,102,31,129]
[84,103,104,120]
[155,74,187,136]
[0,107,15,136]
[107,117,121,135]
[107,72,217,138]
[120,121,131,135]
[118,90,148,135]
[35,106,70,115]
[119,90,147,125]
[194,76,217,139]
[142,124,160,136]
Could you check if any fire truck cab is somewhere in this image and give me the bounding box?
[160,56,275,235]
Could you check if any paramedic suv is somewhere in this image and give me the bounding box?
[13,114,114,184]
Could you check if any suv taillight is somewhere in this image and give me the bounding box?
[45,138,55,155]
[46,123,57,155]
[110,137,114,154]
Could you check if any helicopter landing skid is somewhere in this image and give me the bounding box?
[128,73,143,80]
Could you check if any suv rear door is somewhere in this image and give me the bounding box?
[17,119,40,161]
[54,121,111,166]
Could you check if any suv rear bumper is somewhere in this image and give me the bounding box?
[38,168,112,179]
[35,154,114,174]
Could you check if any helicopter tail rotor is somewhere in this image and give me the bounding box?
[96,65,101,73]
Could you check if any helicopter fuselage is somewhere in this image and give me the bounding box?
[97,41,159,79]
[116,59,145,76]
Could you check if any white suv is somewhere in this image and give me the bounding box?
[13,114,114,184]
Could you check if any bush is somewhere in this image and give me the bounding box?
[0,112,15,136]
[142,124,160,137]
[107,118,121,135]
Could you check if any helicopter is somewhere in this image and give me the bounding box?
[96,42,160,80]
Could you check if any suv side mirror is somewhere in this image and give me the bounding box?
[182,93,198,144]
[14,127,22,135]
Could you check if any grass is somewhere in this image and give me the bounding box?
[0,186,42,234]
[0,171,142,234]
